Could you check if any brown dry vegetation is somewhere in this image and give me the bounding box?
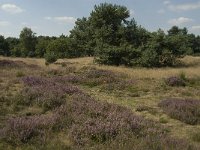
[0,56,200,149]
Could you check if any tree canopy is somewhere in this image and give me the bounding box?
[0,3,200,67]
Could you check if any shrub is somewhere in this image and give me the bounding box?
[159,117,168,124]
[16,71,25,77]
[95,45,141,66]
[178,72,187,81]
[158,98,200,125]
[44,52,57,64]
[95,39,177,68]
[136,105,152,112]
[140,48,160,67]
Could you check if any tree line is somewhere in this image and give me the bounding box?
[0,3,200,67]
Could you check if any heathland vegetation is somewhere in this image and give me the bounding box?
[0,3,200,150]
[0,56,200,149]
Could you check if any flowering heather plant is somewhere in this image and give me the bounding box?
[22,76,49,86]
[69,93,158,145]
[77,67,125,87]
[49,67,125,87]
[165,76,186,87]
[22,76,81,94]
[0,114,60,143]
[51,67,130,89]
[70,94,195,149]
[21,76,82,110]
[142,133,195,150]
[158,98,200,125]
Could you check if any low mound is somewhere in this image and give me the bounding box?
[159,98,200,125]
[0,59,39,69]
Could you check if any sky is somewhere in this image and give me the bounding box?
[0,0,200,38]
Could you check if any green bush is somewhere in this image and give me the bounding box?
[95,45,141,66]
[140,48,159,67]
[95,45,177,67]
[45,52,57,64]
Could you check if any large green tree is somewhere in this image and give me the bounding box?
[89,3,129,46]
[167,26,192,56]
[19,27,37,57]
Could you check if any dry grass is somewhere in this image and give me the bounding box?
[96,56,200,79]
[39,56,200,80]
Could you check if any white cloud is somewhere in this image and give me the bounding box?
[45,16,76,24]
[0,21,10,26]
[168,1,200,11]
[168,17,193,26]
[191,26,200,31]
[163,1,170,5]
[1,3,24,14]
[54,17,76,24]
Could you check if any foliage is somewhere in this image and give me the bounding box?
[5,37,20,54]
[35,38,49,57]
[0,35,9,56]
[44,51,57,64]
[19,27,37,57]
[95,45,141,66]
[1,114,60,143]
[70,17,95,56]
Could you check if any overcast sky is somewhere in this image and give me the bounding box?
[0,0,200,37]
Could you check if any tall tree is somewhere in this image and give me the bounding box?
[19,27,37,57]
[168,26,188,36]
[89,3,129,46]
